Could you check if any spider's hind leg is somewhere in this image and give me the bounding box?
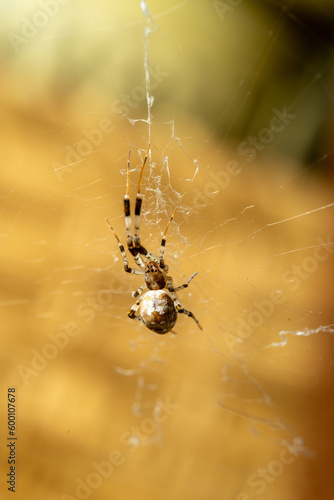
[174,298,202,330]
[132,284,147,298]
[167,275,202,330]
[128,294,145,321]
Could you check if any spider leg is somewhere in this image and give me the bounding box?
[124,145,159,264]
[127,294,145,321]
[129,144,160,263]
[160,207,177,270]
[167,272,198,292]
[132,284,147,298]
[166,275,202,330]
[124,150,145,269]
[133,144,149,248]
[124,149,133,248]
[173,295,202,330]
[106,219,144,276]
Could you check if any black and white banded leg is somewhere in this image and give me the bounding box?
[167,276,202,330]
[166,272,198,293]
[132,284,147,298]
[126,145,160,264]
[105,219,144,276]
[127,294,145,321]
[123,149,145,269]
[159,207,177,270]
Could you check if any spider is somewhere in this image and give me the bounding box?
[106,145,202,334]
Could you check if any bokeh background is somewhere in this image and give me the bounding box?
[1,1,334,499]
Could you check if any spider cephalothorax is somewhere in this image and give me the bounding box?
[106,145,202,334]
[144,261,166,290]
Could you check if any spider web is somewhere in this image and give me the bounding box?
[1,1,334,500]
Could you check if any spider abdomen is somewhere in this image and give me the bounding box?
[139,290,177,334]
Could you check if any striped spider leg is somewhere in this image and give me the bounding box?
[106,144,157,275]
[166,273,202,330]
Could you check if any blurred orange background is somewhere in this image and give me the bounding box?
[1,1,334,499]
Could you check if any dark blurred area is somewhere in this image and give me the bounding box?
[1,1,334,171]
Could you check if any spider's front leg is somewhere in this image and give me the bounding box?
[106,219,144,276]
[123,149,146,269]
[125,146,160,265]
